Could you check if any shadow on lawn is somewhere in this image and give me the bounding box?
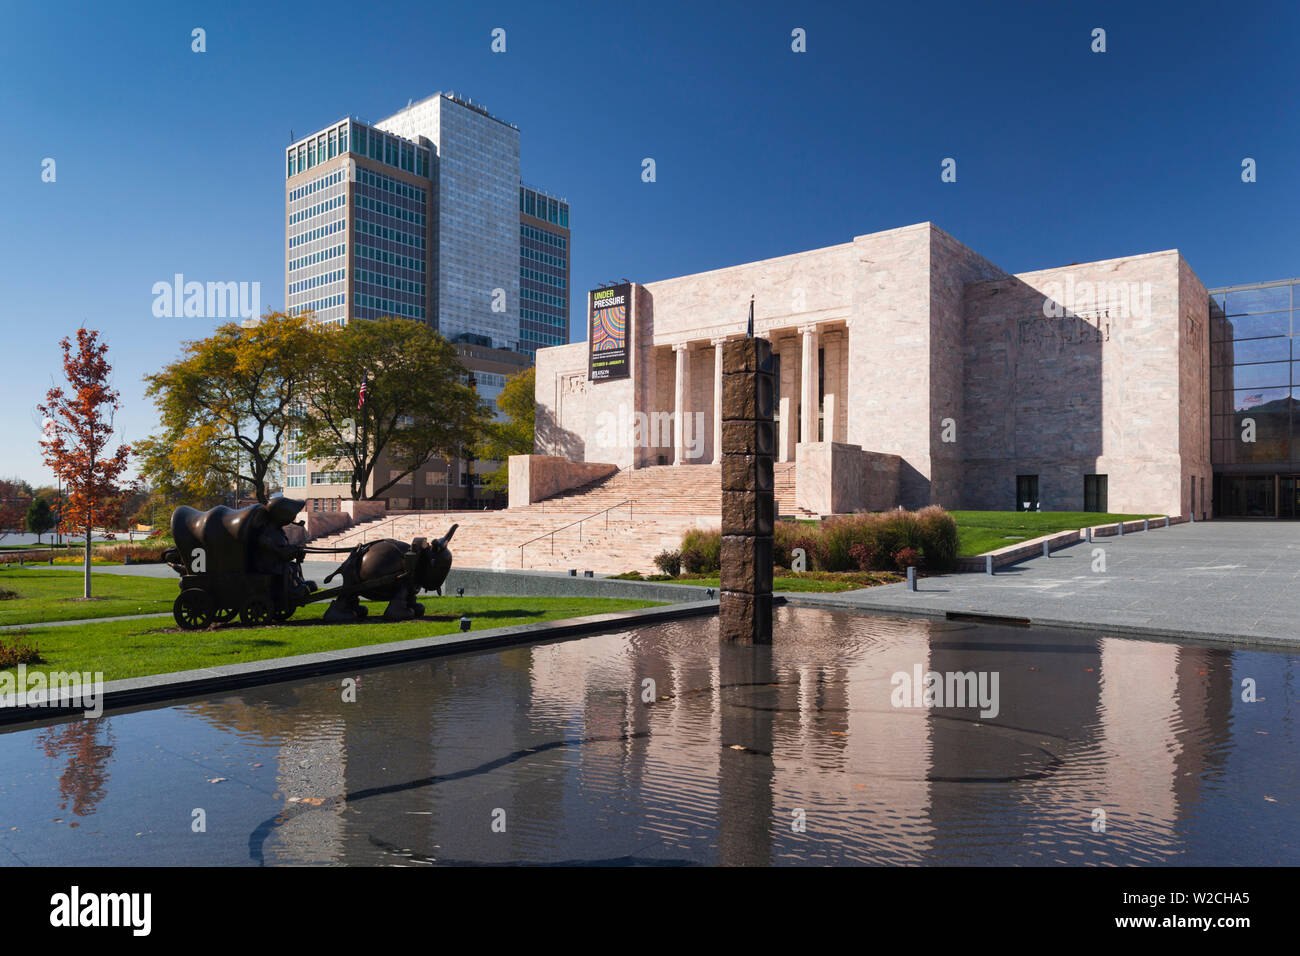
[152,607,549,633]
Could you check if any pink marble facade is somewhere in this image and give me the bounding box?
[532,222,1210,516]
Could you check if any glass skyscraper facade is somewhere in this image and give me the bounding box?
[376,93,530,350]
[519,184,570,357]
[1209,279,1300,516]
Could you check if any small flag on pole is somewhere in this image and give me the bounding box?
[358,375,369,409]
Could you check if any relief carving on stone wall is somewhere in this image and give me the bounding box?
[560,372,591,397]
[1018,310,1111,350]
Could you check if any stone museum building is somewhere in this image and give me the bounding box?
[529,221,1229,518]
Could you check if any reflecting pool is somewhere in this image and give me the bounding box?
[0,607,1295,865]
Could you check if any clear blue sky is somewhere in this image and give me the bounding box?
[3,0,1297,485]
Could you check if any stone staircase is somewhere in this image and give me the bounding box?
[305,462,811,574]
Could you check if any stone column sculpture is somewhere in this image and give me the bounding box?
[719,337,775,643]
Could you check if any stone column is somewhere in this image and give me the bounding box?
[712,337,726,464]
[777,337,799,462]
[720,338,775,644]
[822,331,840,444]
[673,343,690,465]
[799,324,819,446]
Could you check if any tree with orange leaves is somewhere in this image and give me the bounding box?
[37,329,134,598]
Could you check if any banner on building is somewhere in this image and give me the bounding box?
[588,283,631,381]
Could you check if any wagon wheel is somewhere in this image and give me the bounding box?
[274,604,295,622]
[212,607,238,624]
[410,602,425,618]
[174,590,213,630]
[240,597,274,627]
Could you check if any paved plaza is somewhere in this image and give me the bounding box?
[791,520,1300,647]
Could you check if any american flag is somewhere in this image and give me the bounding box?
[1243,393,1263,405]
[357,376,368,409]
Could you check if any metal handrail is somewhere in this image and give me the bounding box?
[322,514,400,547]
[517,500,634,567]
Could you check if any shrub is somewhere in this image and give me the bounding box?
[914,505,958,571]
[848,543,876,572]
[679,528,721,574]
[819,513,874,571]
[0,631,40,668]
[894,547,923,571]
[688,506,958,575]
[95,542,170,564]
[773,521,809,568]
[653,549,682,577]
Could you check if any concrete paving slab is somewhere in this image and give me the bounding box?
[786,520,1300,648]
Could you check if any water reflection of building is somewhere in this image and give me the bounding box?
[173,610,1241,865]
[186,686,348,864]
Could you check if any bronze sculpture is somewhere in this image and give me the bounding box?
[163,497,457,629]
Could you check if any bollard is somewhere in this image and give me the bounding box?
[1117,521,1123,536]
[1042,540,1050,558]
[1086,527,1093,543]
[459,616,471,632]
[906,566,917,591]
[1190,510,1195,522]
[1143,518,1149,532]
[985,554,994,575]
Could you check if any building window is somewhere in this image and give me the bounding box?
[1084,474,1108,512]
[310,470,351,485]
[1016,475,1039,512]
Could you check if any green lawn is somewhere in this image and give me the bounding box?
[949,510,1161,557]
[2,595,664,682]
[0,568,180,625]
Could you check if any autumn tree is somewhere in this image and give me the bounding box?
[0,479,32,543]
[296,318,487,500]
[37,329,134,597]
[475,366,536,493]
[141,312,321,504]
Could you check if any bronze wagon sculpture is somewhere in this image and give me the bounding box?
[162,497,456,630]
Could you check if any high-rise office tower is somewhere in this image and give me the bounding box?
[282,92,565,505]
[284,91,568,352]
[285,117,432,328]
